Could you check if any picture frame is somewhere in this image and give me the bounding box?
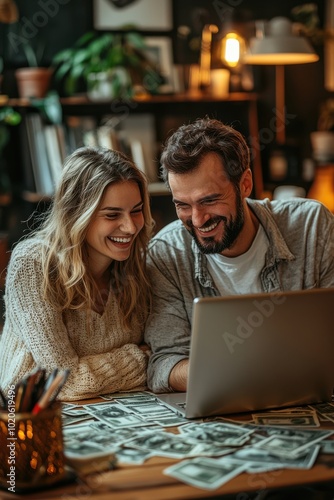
[143,37,174,93]
[93,0,172,31]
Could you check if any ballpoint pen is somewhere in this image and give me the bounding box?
[14,380,27,412]
[19,368,44,412]
[31,370,69,415]
[49,369,70,403]
[0,388,6,410]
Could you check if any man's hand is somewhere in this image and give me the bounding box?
[139,344,151,357]
[168,359,189,392]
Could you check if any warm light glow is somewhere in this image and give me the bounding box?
[308,165,334,213]
[222,33,245,67]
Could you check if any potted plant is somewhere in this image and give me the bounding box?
[52,31,164,100]
[15,42,53,99]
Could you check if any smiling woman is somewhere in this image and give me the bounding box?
[0,147,155,401]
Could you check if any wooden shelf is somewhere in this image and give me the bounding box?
[5,91,264,224]
[4,91,258,109]
[21,182,170,204]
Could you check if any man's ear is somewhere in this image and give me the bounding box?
[240,168,253,198]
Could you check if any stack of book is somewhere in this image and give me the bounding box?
[20,112,159,198]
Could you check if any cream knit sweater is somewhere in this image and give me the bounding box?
[0,238,148,401]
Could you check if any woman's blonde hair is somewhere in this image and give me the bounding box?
[36,146,154,329]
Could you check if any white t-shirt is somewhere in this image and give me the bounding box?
[206,225,269,295]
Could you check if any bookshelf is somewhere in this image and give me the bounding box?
[1,92,262,233]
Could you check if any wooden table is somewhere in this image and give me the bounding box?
[1,400,334,500]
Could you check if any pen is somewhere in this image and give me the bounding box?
[43,368,59,392]
[14,380,27,412]
[31,370,67,415]
[19,368,44,413]
[31,368,46,405]
[49,369,70,403]
[0,388,6,410]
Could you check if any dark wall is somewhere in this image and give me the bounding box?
[1,0,331,162]
[172,0,329,171]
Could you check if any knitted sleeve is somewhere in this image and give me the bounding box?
[1,240,147,401]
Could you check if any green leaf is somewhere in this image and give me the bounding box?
[54,59,73,80]
[52,48,74,64]
[75,31,96,48]
[125,32,145,49]
[30,92,62,125]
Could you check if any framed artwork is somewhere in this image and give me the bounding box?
[144,37,174,92]
[93,0,172,31]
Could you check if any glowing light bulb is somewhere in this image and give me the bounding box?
[222,33,243,67]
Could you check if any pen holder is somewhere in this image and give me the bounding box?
[0,402,66,492]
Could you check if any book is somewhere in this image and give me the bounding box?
[19,120,37,194]
[129,138,146,174]
[118,114,158,182]
[44,125,63,188]
[96,125,120,151]
[25,114,54,196]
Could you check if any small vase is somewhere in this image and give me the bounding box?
[87,68,131,101]
[310,131,334,164]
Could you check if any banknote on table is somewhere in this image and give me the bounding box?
[164,456,246,490]
[309,402,334,423]
[228,443,321,470]
[179,421,254,446]
[115,447,154,464]
[321,440,334,454]
[252,411,320,427]
[100,391,154,401]
[252,433,329,459]
[83,401,147,428]
[112,394,189,427]
[125,429,206,459]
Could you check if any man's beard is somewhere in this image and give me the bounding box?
[187,189,245,254]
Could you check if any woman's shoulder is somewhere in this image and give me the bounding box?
[10,236,47,262]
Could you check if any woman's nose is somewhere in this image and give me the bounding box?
[120,215,137,233]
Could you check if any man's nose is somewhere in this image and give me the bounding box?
[191,206,211,228]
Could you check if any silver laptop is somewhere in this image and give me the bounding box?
[157,288,334,419]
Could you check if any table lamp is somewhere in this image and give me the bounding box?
[243,17,319,145]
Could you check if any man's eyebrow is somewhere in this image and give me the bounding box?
[100,201,143,211]
[173,193,222,204]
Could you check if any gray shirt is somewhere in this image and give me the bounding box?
[145,198,334,393]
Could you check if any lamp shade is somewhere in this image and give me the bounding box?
[243,17,319,65]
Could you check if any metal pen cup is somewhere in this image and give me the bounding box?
[0,402,66,492]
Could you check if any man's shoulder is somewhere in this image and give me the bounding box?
[149,219,192,247]
[249,197,332,222]
[148,220,195,264]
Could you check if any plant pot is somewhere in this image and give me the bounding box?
[87,68,131,101]
[310,131,334,163]
[15,67,53,99]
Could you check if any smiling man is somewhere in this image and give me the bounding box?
[144,117,334,394]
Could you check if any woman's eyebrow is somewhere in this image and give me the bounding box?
[100,200,143,211]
